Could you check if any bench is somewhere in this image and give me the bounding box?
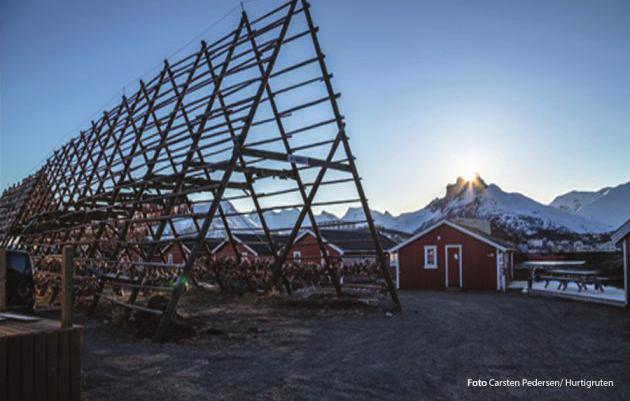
[538,274,605,293]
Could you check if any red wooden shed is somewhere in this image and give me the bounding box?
[611,219,630,307]
[289,229,397,266]
[212,233,283,262]
[150,237,224,265]
[389,220,516,291]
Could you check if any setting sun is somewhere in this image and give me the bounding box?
[463,170,478,182]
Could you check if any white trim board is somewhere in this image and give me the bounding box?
[389,220,515,253]
[445,245,462,288]
[423,245,438,269]
[496,251,501,291]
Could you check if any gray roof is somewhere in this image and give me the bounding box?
[390,219,516,252]
[611,218,630,245]
[316,229,398,253]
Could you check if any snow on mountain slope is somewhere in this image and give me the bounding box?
[378,176,609,236]
[381,208,439,233]
[550,190,604,214]
[247,208,338,230]
[335,176,610,236]
[341,207,399,228]
[477,184,609,234]
[550,182,630,229]
[161,176,620,240]
[163,201,259,237]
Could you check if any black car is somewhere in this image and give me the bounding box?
[4,249,35,311]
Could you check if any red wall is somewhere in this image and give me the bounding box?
[213,242,259,262]
[288,233,341,265]
[161,243,188,265]
[398,224,507,290]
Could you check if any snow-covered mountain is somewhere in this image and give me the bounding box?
[163,201,259,237]
[364,176,610,237]
[162,176,623,242]
[248,208,338,230]
[163,202,342,236]
[253,176,611,238]
[340,207,400,228]
[550,182,630,229]
[550,191,603,214]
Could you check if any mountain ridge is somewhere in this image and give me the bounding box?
[165,177,628,244]
[244,175,618,239]
[549,182,630,228]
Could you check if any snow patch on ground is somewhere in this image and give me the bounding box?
[524,281,625,304]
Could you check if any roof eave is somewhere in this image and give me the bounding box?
[388,219,516,253]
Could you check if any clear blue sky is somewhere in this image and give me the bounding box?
[1,0,629,215]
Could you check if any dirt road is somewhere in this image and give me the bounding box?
[81,291,630,401]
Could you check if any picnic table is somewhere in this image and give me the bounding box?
[538,268,605,293]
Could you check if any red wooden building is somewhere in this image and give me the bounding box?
[611,219,630,307]
[212,233,284,262]
[289,229,397,266]
[153,229,398,266]
[152,237,224,265]
[389,220,515,291]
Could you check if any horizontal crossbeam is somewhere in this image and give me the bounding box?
[239,147,352,172]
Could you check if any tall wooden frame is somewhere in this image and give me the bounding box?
[0,0,401,340]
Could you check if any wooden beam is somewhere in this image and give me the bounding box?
[61,246,73,328]
[240,147,352,172]
[300,0,400,310]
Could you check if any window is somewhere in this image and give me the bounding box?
[293,251,302,263]
[424,246,437,269]
[167,253,173,264]
[7,252,29,274]
[389,252,398,267]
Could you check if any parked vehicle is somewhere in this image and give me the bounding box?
[4,249,35,311]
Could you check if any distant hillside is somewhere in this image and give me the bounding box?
[162,177,624,246]
[550,182,630,229]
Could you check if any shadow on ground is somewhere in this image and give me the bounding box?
[80,291,630,401]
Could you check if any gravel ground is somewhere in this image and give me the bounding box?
[80,291,630,401]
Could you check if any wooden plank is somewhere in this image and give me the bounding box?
[34,333,47,401]
[0,337,6,401]
[22,334,35,401]
[46,332,59,401]
[240,147,353,172]
[7,336,20,401]
[58,332,70,401]
[0,318,68,338]
[69,330,81,401]
[61,246,74,328]
[98,294,164,315]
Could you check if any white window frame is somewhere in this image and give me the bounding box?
[424,245,437,269]
[293,251,302,263]
[167,253,173,264]
[389,252,398,267]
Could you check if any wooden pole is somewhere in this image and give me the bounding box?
[61,246,74,328]
[0,248,6,312]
